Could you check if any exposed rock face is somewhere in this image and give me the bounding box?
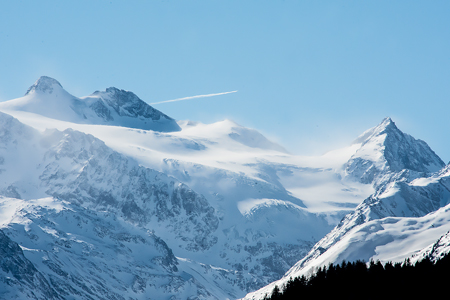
[0,230,61,300]
[413,230,450,263]
[0,110,223,298]
[0,111,218,254]
[38,128,219,252]
[0,197,217,300]
[85,87,181,131]
[92,87,172,121]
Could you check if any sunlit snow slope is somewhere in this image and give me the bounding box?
[244,123,449,299]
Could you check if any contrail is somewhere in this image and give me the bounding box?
[150,90,237,105]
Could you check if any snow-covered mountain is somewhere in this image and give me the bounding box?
[245,176,450,298]
[344,117,443,185]
[0,76,180,132]
[1,76,449,300]
[0,111,218,252]
[0,78,374,293]
[244,122,449,299]
[0,109,330,298]
[0,197,198,300]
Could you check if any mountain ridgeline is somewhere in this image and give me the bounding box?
[1,76,450,300]
[0,76,181,132]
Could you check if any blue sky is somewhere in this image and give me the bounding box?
[1,1,449,161]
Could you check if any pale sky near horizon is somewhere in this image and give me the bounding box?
[1,1,449,161]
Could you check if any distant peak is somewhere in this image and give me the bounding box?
[352,117,399,145]
[381,116,392,123]
[375,117,400,135]
[379,117,395,127]
[25,76,63,95]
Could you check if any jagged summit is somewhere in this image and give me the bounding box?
[380,116,393,126]
[92,87,143,104]
[376,116,398,134]
[90,87,176,122]
[346,117,445,183]
[371,116,398,134]
[352,117,396,145]
[25,76,63,95]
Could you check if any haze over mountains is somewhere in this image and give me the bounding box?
[0,77,449,300]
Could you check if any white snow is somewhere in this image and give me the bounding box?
[1,77,447,300]
[244,202,450,299]
[0,108,375,216]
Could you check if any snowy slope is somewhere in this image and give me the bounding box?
[411,230,450,263]
[0,76,180,132]
[1,77,447,299]
[0,78,379,293]
[177,119,288,153]
[245,160,449,299]
[0,111,219,252]
[0,196,226,300]
[0,228,60,300]
[0,111,238,299]
[244,200,450,299]
[0,110,314,297]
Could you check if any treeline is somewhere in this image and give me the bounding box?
[263,252,450,300]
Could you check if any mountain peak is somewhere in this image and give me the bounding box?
[92,87,147,108]
[352,117,397,145]
[103,86,138,99]
[376,116,397,132]
[25,76,63,95]
[381,116,393,125]
[346,117,445,183]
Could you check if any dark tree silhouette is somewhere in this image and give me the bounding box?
[264,252,450,300]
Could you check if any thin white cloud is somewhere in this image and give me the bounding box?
[150,90,237,105]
